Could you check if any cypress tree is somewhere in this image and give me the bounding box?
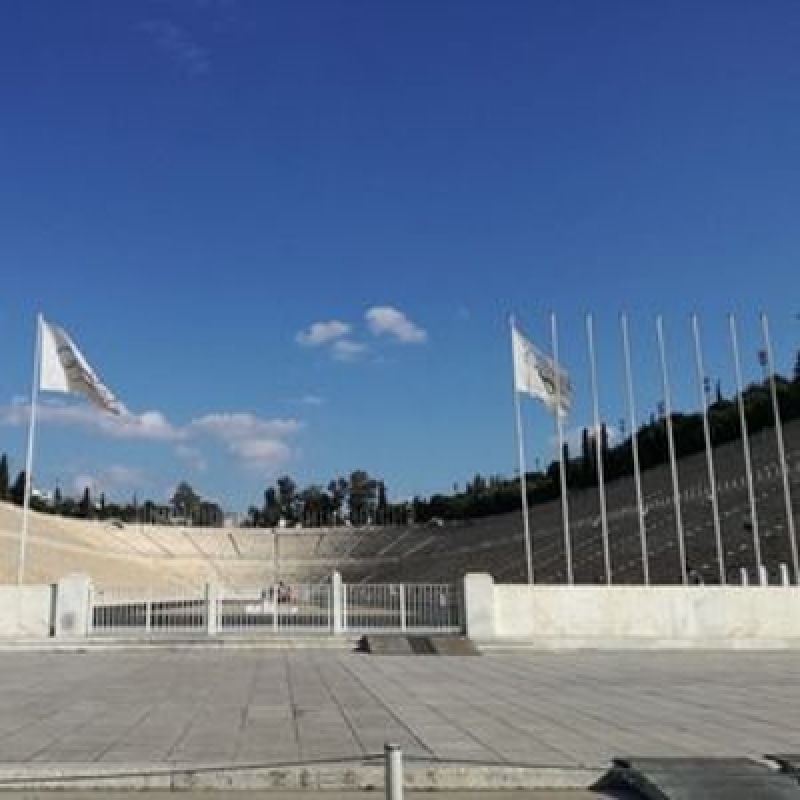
[0,454,9,502]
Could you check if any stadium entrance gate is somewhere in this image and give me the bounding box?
[88,581,462,637]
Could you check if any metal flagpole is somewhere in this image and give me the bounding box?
[655,315,688,585]
[18,313,43,585]
[728,313,763,584]
[587,313,611,584]
[760,311,798,583]
[551,312,573,584]
[691,313,725,584]
[509,315,534,584]
[620,313,649,585]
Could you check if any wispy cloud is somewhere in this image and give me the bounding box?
[366,306,427,343]
[300,394,325,406]
[138,19,211,77]
[296,320,350,347]
[188,412,302,470]
[332,339,368,362]
[1,401,183,441]
[0,403,302,472]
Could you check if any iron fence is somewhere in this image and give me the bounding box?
[88,580,462,637]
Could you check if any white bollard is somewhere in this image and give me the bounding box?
[385,743,403,800]
[780,563,791,587]
[740,567,749,586]
[759,565,769,586]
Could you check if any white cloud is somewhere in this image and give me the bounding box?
[189,412,302,470]
[332,339,368,362]
[0,401,184,441]
[296,320,351,347]
[189,412,302,439]
[0,401,302,472]
[365,306,427,343]
[301,394,325,406]
[229,439,291,467]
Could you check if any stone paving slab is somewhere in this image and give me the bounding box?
[0,650,799,768]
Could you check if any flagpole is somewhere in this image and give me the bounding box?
[656,315,688,585]
[620,313,649,585]
[691,313,725,584]
[760,311,797,582]
[729,312,763,584]
[18,313,43,585]
[510,315,534,585]
[587,313,611,584]
[551,312,573,584]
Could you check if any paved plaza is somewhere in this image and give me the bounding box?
[0,649,798,768]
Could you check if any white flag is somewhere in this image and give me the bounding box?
[39,318,122,414]
[512,325,571,416]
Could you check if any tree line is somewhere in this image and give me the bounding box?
[2,353,798,529]
[246,469,408,528]
[410,357,800,523]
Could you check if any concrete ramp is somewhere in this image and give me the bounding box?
[358,634,479,655]
[605,757,800,799]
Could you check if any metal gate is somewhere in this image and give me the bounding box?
[89,581,462,636]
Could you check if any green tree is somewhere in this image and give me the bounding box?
[10,471,26,506]
[80,486,92,518]
[300,485,332,526]
[276,475,297,522]
[171,481,201,521]
[327,477,348,523]
[262,486,280,527]
[348,469,376,524]
[0,454,9,502]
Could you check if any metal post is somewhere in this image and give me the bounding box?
[332,570,343,634]
[551,312,573,584]
[691,313,725,584]
[620,313,649,585]
[760,312,798,583]
[399,584,407,632]
[740,567,749,586]
[759,565,769,586]
[385,743,403,800]
[587,312,611,584]
[729,313,763,584]
[656,316,688,585]
[509,316,534,584]
[780,563,790,587]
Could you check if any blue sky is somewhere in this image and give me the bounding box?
[1,1,799,510]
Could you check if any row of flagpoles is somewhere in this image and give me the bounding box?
[510,312,798,587]
[18,314,122,583]
[11,311,797,588]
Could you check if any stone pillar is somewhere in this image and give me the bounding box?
[55,573,92,638]
[332,570,343,634]
[463,573,495,640]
